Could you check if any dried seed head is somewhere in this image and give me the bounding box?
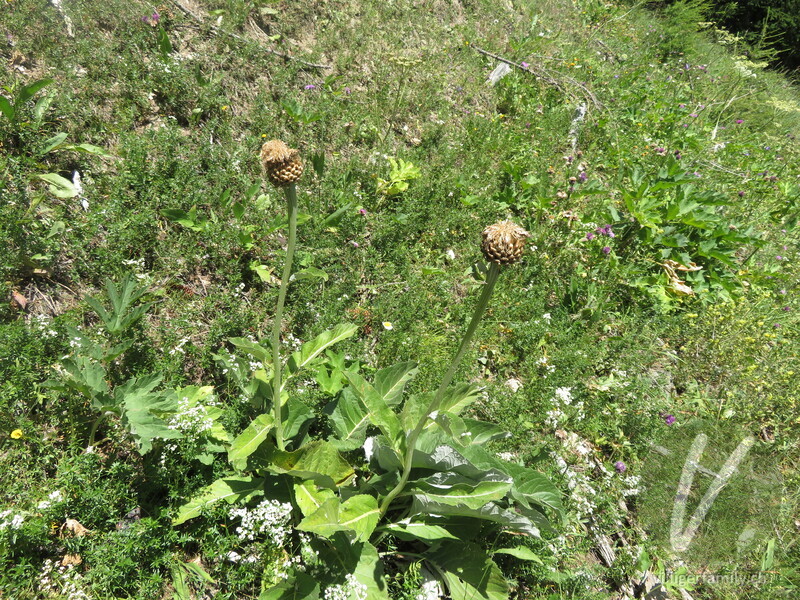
[260,140,303,186]
[481,220,530,265]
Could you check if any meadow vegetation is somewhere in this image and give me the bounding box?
[1,0,799,598]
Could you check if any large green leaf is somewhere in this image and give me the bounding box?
[227,337,271,362]
[228,414,275,469]
[327,387,370,451]
[379,519,461,542]
[0,95,14,120]
[117,374,181,454]
[409,471,512,509]
[493,547,543,564]
[284,324,358,382]
[411,498,541,537]
[173,476,265,525]
[294,480,335,518]
[298,495,379,541]
[436,383,482,415]
[260,572,320,600]
[434,413,511,446]
[266,441,355,489]
[343,371,402,443]
[428,542,509,600]
[313,536,389,599]
[283,397,315,444]
[36,173,78,198]
[17,78,53,105]
[373,361,418,407]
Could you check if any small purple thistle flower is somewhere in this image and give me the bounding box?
[304,84,316,90]
[663,414,676,425]
[520,61,529,68]
[578,172,588,183]
[614,461,627,474]
[359,208,367,215]
[586,232,595,241]
[735,119,744,124]
[602,246,611,256]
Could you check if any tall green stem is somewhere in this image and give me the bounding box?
[379,262,501,517]
[270,183,298,451]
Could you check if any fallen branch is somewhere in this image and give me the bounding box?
[470,44,602,110]
[168,0,331,70]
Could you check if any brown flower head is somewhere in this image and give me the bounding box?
[481,220,530,265]
[260,140,303,187]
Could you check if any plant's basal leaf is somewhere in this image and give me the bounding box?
[373,361,418,407]
[117,374,180,454]
[36,173,78,198]
[173,476,265,525]
[260,572,320,600]
[327,387,370,451]
[41,132,68,154]
[228,337,271,363]
[338,494,380,541]
[344,371,402,443]
[267,441,354,489]
[63,142,113,157]
[294,480,336,518]
[314,536,389,599]
[283,397,315,443]
[0,95,14,120]
[435,413,510,446]
[437,383,482,416]
[508,467,564,517]
[285,324,357,380]
[228,414,275,470]
[380,519,461,542]
[411,498,541,537]
[297,494,379,541]
[428,541,509,600]
[493,547,543,564]
[409,471,512,509]
[17,78,53,104]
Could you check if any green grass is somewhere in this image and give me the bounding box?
[1,0,799,598]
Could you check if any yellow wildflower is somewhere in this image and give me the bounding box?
[10,429,23,439]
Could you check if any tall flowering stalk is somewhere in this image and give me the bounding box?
[261,140,304,451]
[379,220,530,516]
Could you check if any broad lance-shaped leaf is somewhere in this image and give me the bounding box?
[327,387,370,451]
[407,470,512,509]
[294,480,335,518]
[313,536,389,600]
[373,361,418,407]
[266,441,355,489]
[343,371,402,443]
[457,445,564,518]
[228,337,271,362]
[493,547,543,564]
[379,519,460,542]
[228,413,275,469]
[297,495,379,542]
[410,497,542,537]
[434,413,511,446]
[173,476,265,525]
[427,541,509,600]
[260,572,320,600]
[284,324,358,383]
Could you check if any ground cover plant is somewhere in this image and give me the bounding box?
[1,0,799,598]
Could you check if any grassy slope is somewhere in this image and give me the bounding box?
[1,0,799,598]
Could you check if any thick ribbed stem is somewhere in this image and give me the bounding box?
[270,183,298,451]
[379,262,501,517]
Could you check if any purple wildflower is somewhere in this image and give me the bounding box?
[520,61,529,68]
[615,461,627,474]
[690,113,698,118]
[735,119,744,124]
[304,84,316,90]
[663,414,676,426]
[586,232,595,241]
[602,246,611,255]
[359,208,367,215]
[578,172,588,182]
